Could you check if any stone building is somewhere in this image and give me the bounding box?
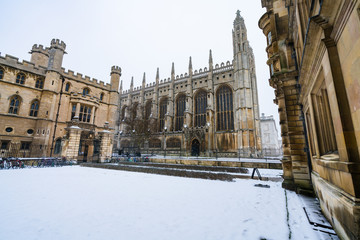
[260,113,281,157]
[116,11,262,158]
[259,0,360,239]
[0,39,120,162]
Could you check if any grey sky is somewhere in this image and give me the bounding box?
[0,0,279,135]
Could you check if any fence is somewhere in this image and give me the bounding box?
[0,143,48,158]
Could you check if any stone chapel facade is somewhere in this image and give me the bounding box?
[116,11,262,157]
[0,39,120,162]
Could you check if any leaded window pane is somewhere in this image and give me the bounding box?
[175,95,186,131]
[216,86,234,131]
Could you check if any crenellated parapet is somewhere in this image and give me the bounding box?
[111,66,121,76]
[30,44,50,56]
[50,39,66,52]
[61,68,112,90]
[0,54,47,75]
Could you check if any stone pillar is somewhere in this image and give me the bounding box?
[65,125,82,162]
[98,122,113,163]
[92,106,96,124]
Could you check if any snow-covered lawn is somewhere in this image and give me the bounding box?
[0,166,317,240]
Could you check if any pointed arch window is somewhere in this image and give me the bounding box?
[29,100,40,117]
[8,95,21,114]
[145,100,152,119]
[216,85,234,131]
[132,103,138,119]
[82,88,90,96]
[100,93,104,101]
[175,94,186,131]
[195,90,207,127]
[65,82,70,92]
[159,98,168,132]
[54,138,62,154]
[0,67,4,80]
[121,106,127,120]
[35,78,44,89]
[16,73,25,84]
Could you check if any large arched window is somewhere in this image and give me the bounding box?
[175,94,186,131]
[16,73,26,84]
[159,97,168,132]
[8,95,21,114]
[121,106,127,120]
[194,90,207,127]
[216,85,234,131]
[29,100,40,117]
[0,67,4,80]
[145,100,152,119]
[131,103,138,119]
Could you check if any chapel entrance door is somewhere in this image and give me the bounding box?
[191,139,200,156]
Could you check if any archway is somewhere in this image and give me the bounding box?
[191,139,200,156]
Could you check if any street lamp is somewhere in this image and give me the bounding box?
[163,126,167,158]
[183,124,188,158]
[206,122,210,157]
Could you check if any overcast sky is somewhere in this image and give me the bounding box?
[0,0,280,135]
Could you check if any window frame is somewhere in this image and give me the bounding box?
[16,73,26,85]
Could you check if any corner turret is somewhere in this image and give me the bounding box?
[142,72,146,88]
[110,65,121,91]
[48,38,67,71]
[171,62,175,80]
[188,56,193,76]
[209,50,213,71]
[130,76,134,92]
[30,44,49,67]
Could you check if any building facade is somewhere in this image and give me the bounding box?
[259,0,360,239]
[0,39,120,162]
[116,11,262,158]
[260,113,282,157]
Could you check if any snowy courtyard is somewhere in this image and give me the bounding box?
[1,166,320,240]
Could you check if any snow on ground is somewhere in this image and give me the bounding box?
[0,166,318,240]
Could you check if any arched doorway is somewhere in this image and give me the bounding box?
[191,139,200,156]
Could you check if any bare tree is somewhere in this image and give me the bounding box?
[122,104,158,151]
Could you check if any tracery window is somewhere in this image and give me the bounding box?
[216,85,234,131]
[79,105,92,123]
[175,94,186,131]
[132,103,138,119]
[195,90,207,127]
[8,95,21,114]
[121,106,127,120]
[29,100,39,117]
[145,100,152,119]
[0,68,4,80]
[82,88,90,96]
[16,73,25,84]
[35,78,44,89]
[159,98,167,131]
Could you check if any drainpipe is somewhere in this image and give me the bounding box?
[50,75,65,157]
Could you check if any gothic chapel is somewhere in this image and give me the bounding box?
[116,11,262,157]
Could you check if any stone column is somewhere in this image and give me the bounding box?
[65,125,82,162]
[91,106,96,124]
[75,102,81,118]
[98,122,113,163]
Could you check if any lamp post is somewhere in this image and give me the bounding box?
[206,122,210,157]
[183,124,188,158]
[118,130,123,156]
[163,126,167,158]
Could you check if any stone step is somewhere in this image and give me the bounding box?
[113,161,249,173]
[81,163,281,182]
